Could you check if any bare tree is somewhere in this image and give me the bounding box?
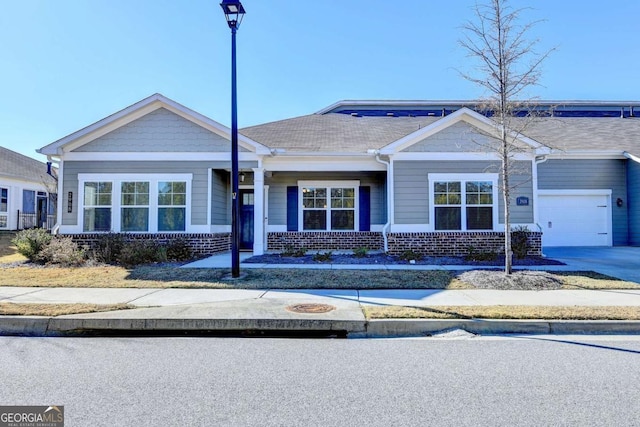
[460,0,553,274]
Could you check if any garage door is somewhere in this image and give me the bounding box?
[538,193,611,247]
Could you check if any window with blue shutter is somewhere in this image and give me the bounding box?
[359,186,370,231]
[286,186,298,231]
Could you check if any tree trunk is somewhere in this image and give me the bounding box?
[502,128,513,275]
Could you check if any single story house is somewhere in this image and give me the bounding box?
[37,94,640,256]
[0,146,57,231]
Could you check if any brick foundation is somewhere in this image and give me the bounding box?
[267,231,541,256]
[387,232,542,257]
[267,232,384,252]
[68,233,231,257]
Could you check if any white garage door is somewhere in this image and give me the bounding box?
[538,193,611,247]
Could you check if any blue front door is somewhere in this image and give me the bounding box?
[239,189,254,250]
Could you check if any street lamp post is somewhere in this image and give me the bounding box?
[220,0,246,278]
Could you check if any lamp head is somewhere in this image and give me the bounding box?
[220,0,246,29]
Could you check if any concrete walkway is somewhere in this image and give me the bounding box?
[2,286,640,307]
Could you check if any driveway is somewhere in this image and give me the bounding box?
[543,246,640,284]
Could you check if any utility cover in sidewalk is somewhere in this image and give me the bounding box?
[286,303,336,314]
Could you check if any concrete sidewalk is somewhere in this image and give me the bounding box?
[2,286,640,337]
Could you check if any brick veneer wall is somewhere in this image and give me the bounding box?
[267,231,541,256]
[267,232,384,252]
[68,233,231,257]
[387,231,542,257]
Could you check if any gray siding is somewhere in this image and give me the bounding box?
[538,159,628,245]
[394,160,533,225]
[629,159,640,245]
[73,108,248,153]
[211,170,229,225]
[62,161,260,227]
[403,122,499,153]
[265,172,387,226]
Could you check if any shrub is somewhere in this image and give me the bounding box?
[165,236,193,261]
[12,228,52,261]
[92,233,125,264]
[281,245,307,257]
[118,239,164,267]
[353,247,368,258]
[312,251,332,262]
[38,237,85,266]
[464,246,497,262]
[398,249,422,262]
[511,225,531,259]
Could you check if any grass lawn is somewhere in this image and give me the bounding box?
[364,305,640,320]
[0,302,134,316]
[0,264,638,290]
[0,232,26,264]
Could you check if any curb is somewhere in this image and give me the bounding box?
[2,317,640,337]
[360,319,640,337]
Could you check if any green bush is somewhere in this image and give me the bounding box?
[118,239,164,267]
[281,245,307,257]
[353,247,368,258]
[38,237,85,266]
[312,251,332,262]
[92,233,125,264]
[398,249,423,262]
[12,228,52,261]
[165,236,193,261]
[511,226,531,259]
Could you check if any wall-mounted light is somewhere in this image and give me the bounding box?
[67,192,73,213]
[616,198,624,207]
[239,172,245,183]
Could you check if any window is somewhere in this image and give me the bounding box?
[84,182,112,232]
[0,188,7,213]
[158,181,186,232]
[299,181,358,231]
[121,182,149,232]
[79,174,191,233]
[431,174,497,231]
[0,188,7,228]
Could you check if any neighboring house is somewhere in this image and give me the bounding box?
[0,146,57,231]
[37,94,640,256]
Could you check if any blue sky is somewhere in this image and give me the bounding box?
[2,0,639,160]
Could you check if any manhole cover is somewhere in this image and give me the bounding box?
[286,303,336,314]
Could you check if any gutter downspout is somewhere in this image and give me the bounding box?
[534,154,548,255]
[47,155,62,235]
[370,150,391,253]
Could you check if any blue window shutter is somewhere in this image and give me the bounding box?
[359,186,370,231]
[287,186,298,231]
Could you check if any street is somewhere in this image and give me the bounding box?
[1,335,639,426]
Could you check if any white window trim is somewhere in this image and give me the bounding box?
[297,180,360,232]
[428,173,499,231]
[78,173,192,233]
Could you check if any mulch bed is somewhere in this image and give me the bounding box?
[244,253,565,266]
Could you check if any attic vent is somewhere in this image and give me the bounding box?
[386,112,395,117]
[350,112,360,117]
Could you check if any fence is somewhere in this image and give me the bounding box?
[17,211,56,230]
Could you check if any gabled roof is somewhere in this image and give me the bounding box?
[240,114,440,153]
[0,146,56,185]
[378,107,546,155]
[38,93,271,156]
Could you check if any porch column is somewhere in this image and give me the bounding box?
[252,167,265,255]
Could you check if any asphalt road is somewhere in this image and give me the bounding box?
[1,335,639,426]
